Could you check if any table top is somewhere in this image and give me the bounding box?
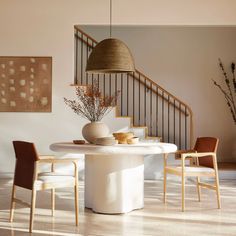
[50,142,177,155]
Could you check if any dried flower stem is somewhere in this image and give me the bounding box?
[64,80,120,122]
[213,80,234,104]
[213,59,236,125]
[218,59,235,108]
[231,62,236,93]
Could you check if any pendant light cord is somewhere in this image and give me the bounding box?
[110,0,112,38]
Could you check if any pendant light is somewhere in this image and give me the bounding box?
[86,0,135,73]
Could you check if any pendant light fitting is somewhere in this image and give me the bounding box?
[86,0,135,73]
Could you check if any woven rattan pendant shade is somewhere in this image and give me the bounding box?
[86,38,135,73]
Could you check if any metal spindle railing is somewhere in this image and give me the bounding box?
[73,26,193,149]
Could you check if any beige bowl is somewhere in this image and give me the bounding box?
[113,132,134,144]
[127,137,139,144]
[95,137,118,146]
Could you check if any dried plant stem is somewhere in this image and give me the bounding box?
[231,62,236,93]
[64,80,119,122]
[213,59,236,125]
[213,80,234,103]
[218,59,235,108]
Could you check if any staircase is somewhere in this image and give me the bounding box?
[73,26,193,149]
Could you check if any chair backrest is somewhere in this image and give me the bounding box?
[194,137,219,168]
[13,141,39,190]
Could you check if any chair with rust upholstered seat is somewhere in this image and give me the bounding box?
[10,141,79,233]
[163,137,221,211]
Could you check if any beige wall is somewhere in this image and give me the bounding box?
[0,0,236,176]
[1,0,236,26]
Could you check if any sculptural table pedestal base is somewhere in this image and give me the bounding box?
[50,142,178,214]
[85,154,144,214]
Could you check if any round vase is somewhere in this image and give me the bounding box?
[82,122,109,144]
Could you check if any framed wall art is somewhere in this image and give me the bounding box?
[0,56,52,112]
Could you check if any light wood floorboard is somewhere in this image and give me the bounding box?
[0,179,236,236]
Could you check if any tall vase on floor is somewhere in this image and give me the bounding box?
[82,122,109,144]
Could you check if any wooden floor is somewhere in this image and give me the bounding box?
[0,178,236,236]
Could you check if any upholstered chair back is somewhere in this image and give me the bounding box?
[194,137,219,168]
[13,141,39,190]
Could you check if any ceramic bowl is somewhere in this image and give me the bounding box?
[95,137,118,146]
[113,132,134,144]
[127,137,139,144]
[73,140,86,145]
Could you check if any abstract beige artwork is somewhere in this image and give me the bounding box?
[0,57,52,112]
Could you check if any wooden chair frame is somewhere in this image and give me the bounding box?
[163,151,221,212]
[9,156,79,233]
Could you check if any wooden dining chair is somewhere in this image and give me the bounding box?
[163,137,221,211]
[10,141,79,233]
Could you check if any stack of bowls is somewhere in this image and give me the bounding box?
[113,132,135,144]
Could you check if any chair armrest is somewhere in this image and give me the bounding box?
[39,155,55,160]
[175,149,196,154]
[181,152,216,159]
[38,158,79,177]
[174,150,196,159]
[162,150,196,161]
[38,158,79,164]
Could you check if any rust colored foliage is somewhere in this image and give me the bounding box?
[64,80,119,122]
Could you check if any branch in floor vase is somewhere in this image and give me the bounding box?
[212,78,236,125]
[231,62,236,93]
[212,79,233,104]
[218,59,235,107]
[224,95,236,124]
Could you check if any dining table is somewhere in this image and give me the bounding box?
[50,141,177,214]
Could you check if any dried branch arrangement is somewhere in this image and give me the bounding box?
[212,59,236,125]
[64,80,119,122]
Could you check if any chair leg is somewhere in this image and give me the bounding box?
[29,189,37,233]
[74,184,79,226]
[51,189,55,216]
[215,174,221,209]
[9,185,16,222]
[163,154,167,203]
[163,171,167,203]
[213,154,221,209]
[196,177,201,202]
[51,162,55,216]
[182,174,185,212]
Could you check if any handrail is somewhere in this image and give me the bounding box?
[75,26,98,44]
[74,34,94,49]
[134,69,193,112]
[131,70,191,116]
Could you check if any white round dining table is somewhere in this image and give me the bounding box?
[50,142,177,214]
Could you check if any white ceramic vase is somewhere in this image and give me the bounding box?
[82,122,109,144]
